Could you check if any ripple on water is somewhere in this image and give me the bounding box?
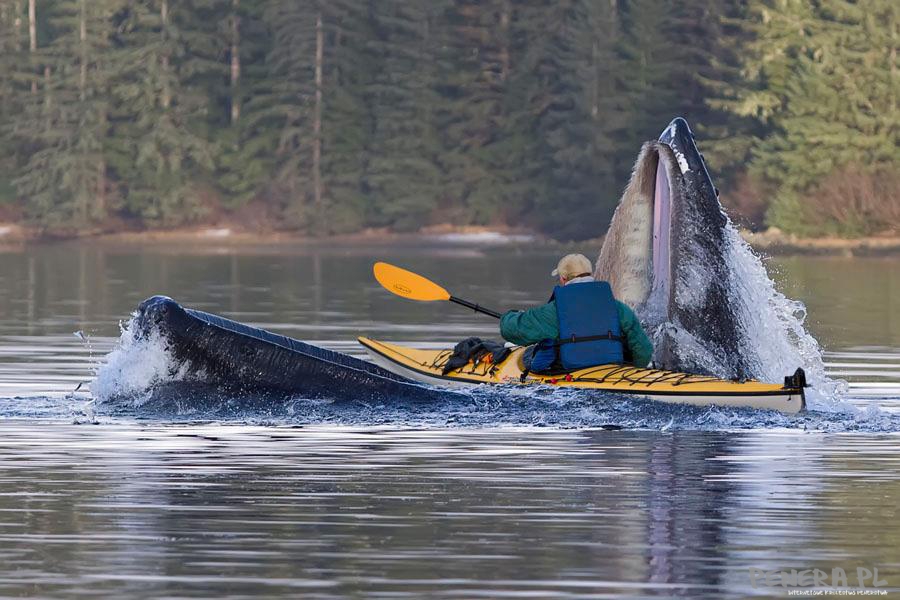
[0,424,899,599]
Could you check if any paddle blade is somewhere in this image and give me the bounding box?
[373,262,451,302]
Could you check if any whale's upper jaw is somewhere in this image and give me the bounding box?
[658,117,693,175]
[659,116,725,209]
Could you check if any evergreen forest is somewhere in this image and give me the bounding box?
[0,0,896,239]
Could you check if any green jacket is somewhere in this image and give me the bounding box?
[500,298,654,368]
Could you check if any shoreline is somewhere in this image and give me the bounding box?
[740,229,900,257]
[0,222,898,256]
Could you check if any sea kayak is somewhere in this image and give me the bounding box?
[358,337,807,414]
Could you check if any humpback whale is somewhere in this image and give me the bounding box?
[597,118,761,380]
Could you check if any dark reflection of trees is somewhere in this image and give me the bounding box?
[86,432,741,597]
[0,245,894,350]
[213,250,893,350]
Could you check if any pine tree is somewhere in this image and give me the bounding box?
[10,0,117,226]
[584,0,623,197]
[0,1,24,201]
[508,0,609,239]
[614,0,692,166]
[759,1,898,183]
[106,0,215,224]
[434,0,521,225]
[695,0,764,196]
[210,0,273,208]
[0,0,891,237]
[231,1,375,233]
[318,1,375,233]
[0,2,21,125]
[243,1,320,230]
[364,0,445,231]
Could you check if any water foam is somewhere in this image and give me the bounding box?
[86,379,900,432]
[720,224,850,410]
[91,315,192,407]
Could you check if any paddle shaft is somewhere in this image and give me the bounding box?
[449,296,503,319]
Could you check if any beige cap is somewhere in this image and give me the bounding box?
[551,253,594,279]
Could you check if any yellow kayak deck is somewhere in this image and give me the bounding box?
[358,337,806,414]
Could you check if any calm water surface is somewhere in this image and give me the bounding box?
[0,241,898,598]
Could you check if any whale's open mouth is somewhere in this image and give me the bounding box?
[595,118,834,394]
[597,118,748,378]
[595,125,694,334]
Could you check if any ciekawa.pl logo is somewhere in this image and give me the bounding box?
[750,567,889,594]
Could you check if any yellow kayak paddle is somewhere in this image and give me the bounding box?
[373,262,503,319]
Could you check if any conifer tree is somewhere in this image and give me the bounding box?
[584,0,624,198]
[210,0,272,208]
[239,1,372,233]
[11,0,117,226]
[435,0,520,225]
[508,0,609,239]
[252,2,322,227]
[364,0,445,231]
[317,1,375,232]
[0,1,24,199]
[694,0,763,193]
[0,0,892,238]
[106,0,215,224]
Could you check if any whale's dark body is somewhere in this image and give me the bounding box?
[134,295,453,402]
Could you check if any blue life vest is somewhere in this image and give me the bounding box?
[552,281,624,369]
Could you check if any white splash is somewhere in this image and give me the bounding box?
[658,321,732,378]
[720,222,849,410]
[91,315,191,406]
[637,202,851,410]
[673,254,712,311]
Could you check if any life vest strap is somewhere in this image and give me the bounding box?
[556,331,625,346]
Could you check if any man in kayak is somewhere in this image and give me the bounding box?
[500,253,653,371]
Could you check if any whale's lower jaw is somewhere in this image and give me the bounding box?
[595,141,657,310]
[596,118,750,379]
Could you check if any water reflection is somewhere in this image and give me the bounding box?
[770,256,900,349]
[0,243,897,598]
[0,425,897,598]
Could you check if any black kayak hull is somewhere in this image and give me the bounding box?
[134,295,451,402]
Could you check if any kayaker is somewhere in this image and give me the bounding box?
[500,253,653,371]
